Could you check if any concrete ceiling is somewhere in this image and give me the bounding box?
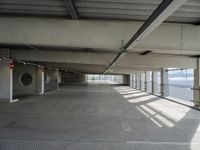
[0,0,199,75]
[0,0,200,24]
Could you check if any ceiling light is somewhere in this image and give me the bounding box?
[140,50,152,55]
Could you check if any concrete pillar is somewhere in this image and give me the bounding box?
[58,71,62,84]
[122,75,130,86]
[139,73,142,90]
[0,61,12,102]
[132,74,134,88]
[146,71,151,92]
[133,74,136,89]
[0,49,18,103]
[160,68,169,97]
[130,74,133,87]
[136,73,140,89]
[138,73,141,89]
[193,58,200,107]
[144,71,147,92]
[152,71,154,93]
[36,67,44,94]
[152,72,158,94]
[56,69,60,89]
[134,74,137,89]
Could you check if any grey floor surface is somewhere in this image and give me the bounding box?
[0,83,200,150]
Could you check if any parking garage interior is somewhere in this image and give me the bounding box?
[1,0,200,149]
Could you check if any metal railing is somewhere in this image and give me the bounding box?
[146,81,152,93]
[141,80,145,91]
[167,84,193,102]
[153,82,161,96]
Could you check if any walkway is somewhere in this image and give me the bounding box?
[0,83,200,150]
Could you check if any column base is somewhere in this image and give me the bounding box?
[10,99,19,103]
[194,102,200,107]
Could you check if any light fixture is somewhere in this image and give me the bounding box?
[140,50,152,55]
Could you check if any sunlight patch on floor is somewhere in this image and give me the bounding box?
[119,90,140,95]
[115,87,190,128]
[140,104,175,127]
[190,123,200,145]
[114,86,193,127]
[123,92,148,99]
[128,95,157,103]
[136,106,163,127]
[147,101,191,121]
[114,86,134,93]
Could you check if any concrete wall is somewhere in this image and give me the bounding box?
[0,60,58,101]
[123,75,130,85]
[0,61,12,101]
[13,63,37,97]
[13,63,58,97]
[61,72,86,83]
[44,69,58,92]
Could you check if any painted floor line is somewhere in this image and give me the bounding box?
[127,141,200,145]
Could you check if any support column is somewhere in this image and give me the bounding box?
[193,58,200,107]
[0,49,18,103]
[36,67,44,94]
[136,73,140,89]
[130,74,133,88]
[56,69,60,90]
[152,71,154,93]
[0,61,12,102]
[135,73,138,89]
[152,72,158,94]
[160,68,169,97]
[138,73,141,89]
[144,71,147,92]
[146,71,151,92]
[133,74,136,89]
[139,73,142,90]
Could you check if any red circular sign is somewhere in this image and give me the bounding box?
[9,63,14,69]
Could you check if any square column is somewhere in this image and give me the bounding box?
[152,71,155,93]
[145,71,151,92]
[133,74,136,89]
[144,71,147,92]
[56,69,60,89]
[0,61,12,102]
[139,73,142,90]
[160,68,169,97]
[135,74,137,89]
[193,58,200,107]
[130,74,133,88]
[0,49,18,103]
[136,73,140,89]
[36,67,44,94]
[152,72,159,94]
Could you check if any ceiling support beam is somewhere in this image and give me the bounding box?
[64,0,79,20]
[10,49,196,69]
[103,0,188,74]
[1,16,200,53]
